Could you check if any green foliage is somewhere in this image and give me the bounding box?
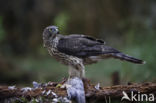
[13,56,68,83]
[121,25,156,82]
[54,11,70,33]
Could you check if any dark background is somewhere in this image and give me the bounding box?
[0,0,155,86]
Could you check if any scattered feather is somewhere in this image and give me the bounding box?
[63,97,71,103]
[46,90,51,96]
[52,98,58,102]
[52,92,58,97]
[35,98,39,102]
[21,87,32,93]
[8,86,16,90]
[42,90,46,95]
[95,83,100,90]
[47,82,54,86]
[63,84,72,89]
[32,81,40,88]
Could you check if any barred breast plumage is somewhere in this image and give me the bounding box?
[47,36,83,69]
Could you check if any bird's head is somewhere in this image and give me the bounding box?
[43,25,59,47]
[43,26,59,40]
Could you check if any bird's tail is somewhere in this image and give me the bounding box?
[100,46,145,64]
[110,52,145,64]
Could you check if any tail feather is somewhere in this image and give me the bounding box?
[101,46,145,64]
[85,46,146,64]
[111,53,145,64]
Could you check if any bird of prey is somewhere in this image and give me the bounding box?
[43,25,145,78]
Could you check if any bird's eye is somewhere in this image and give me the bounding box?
[49,28,53,32]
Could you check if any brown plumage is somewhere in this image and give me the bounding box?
[43,25,145,78]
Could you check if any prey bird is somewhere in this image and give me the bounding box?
[43,25,145,78]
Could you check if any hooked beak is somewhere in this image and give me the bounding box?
[55,28,59,34]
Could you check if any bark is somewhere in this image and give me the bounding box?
[0,80,155,102]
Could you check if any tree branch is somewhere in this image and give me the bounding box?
[0,80,156,102]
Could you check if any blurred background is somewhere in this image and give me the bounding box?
[0,0,155,86]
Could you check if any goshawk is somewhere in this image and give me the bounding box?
[43,26,145,78]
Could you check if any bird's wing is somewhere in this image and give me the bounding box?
[57,34,107,58]
[57,34,145,64]
[64,34,105,44]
